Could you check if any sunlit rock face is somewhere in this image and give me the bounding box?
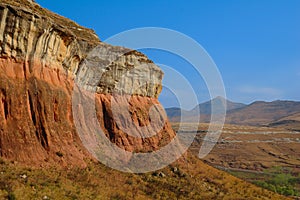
[0,0,174,167]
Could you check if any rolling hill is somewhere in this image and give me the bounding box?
[226,100,300,126]
[166,98,300,126]
[166,96,246,122]
[268,112,300,130]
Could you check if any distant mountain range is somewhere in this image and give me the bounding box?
[191,96,246,114]
[165,97,300,129]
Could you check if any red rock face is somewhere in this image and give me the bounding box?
[0,58,88,167]
[0,1,175,167]
[94,94,175,153]
[0,58,175,167]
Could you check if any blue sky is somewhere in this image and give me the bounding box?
[36,0,300,109]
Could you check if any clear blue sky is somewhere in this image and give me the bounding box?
[36,0,300,109]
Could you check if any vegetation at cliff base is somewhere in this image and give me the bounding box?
[228,166,300,198]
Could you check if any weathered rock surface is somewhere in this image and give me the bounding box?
[76,45,163,98]
[0,0,175,167]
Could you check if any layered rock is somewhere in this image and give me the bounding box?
[0,0,175,167]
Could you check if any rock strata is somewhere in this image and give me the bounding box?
[0,0,175,167]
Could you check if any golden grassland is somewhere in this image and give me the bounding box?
[0,153,289,200]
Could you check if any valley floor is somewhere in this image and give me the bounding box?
[172,123,300,198]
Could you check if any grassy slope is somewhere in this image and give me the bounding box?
[0,154,289,200]
[227,167,300,198]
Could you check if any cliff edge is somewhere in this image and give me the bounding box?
[0,0,175,167]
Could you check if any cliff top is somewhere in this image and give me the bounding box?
[1,0,100,45]
[0,0,162,98]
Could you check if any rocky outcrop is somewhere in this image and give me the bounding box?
[76,45,163,98]
[0,1,98,70]
[0,0,175,167]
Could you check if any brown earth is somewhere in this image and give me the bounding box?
[269,112,300,131]
[181,123,300,173]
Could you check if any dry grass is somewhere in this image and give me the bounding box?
[0,153,289,200]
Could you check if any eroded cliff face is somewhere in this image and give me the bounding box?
[0,0,175,167]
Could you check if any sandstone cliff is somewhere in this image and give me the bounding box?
[0,0,175,167]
